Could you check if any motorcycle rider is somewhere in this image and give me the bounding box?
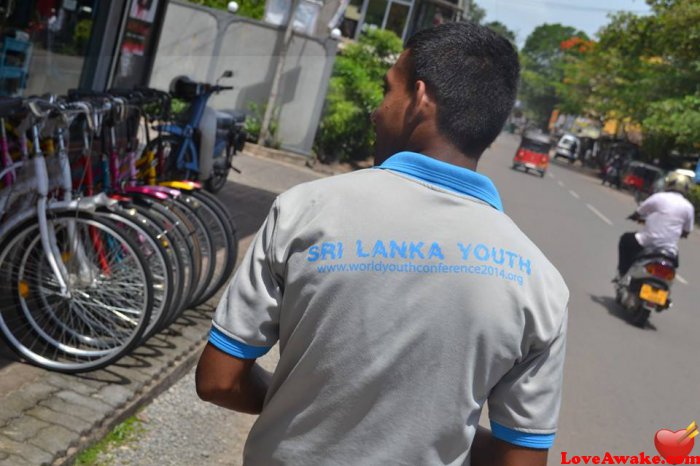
[616,172,695,279]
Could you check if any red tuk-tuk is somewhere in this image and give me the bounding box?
[622,161,665,193]
[512,131,551,177]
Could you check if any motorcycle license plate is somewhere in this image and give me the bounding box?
[640,284,668,306]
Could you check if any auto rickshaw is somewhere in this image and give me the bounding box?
[512,131,551,177]
[622,161,665,203]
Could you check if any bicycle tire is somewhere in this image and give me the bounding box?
[0,211,153,373]
[96,206,174,339]
[187,190,239,305]
[131,198,196,322]
[169,194,216,306]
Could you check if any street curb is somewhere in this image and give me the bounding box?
[52,334,208,466]
[242,144,362,176]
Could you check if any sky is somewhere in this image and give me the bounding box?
[477,0,652,47]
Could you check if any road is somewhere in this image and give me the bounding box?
[105,136,700,464]
[480,134,700,462]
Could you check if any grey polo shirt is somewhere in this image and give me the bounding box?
[209,151,569,465]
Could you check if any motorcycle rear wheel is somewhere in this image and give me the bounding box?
[631,307,650,328]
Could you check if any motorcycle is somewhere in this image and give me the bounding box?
[614,213,677,327]
[157,71,247,193]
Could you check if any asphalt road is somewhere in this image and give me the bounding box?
[480,134,700,462]
[106,137,700,464]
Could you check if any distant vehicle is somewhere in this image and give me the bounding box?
[615,213,679,328]
[622,162,665,203]
[512,131,551,177]
[553,134,579,163]
[635,168,696,204]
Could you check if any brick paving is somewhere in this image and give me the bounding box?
[0,152,326,465]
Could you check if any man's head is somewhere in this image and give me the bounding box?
[664,172,693,197]
[372,22,520,165]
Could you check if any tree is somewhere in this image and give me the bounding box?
[484,20,516,43]
[464,0,486,24]
[315,29,404,162]
[519,23,588,128]
[558,0,700,158]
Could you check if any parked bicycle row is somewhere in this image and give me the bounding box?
[0,77,244,373]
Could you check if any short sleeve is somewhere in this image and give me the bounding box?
[488,310,568,449]
[209,199,283,359]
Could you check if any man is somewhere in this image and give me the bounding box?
[617,172,694,277]
[196,22,569,466]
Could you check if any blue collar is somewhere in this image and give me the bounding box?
[376,151,503,211]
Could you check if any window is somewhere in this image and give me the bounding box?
[0,0,99,96]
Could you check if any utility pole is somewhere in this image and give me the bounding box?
[258,0,301,146]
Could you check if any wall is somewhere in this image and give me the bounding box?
[150,0,339,155]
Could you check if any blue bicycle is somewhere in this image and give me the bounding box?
[143,72,246,193]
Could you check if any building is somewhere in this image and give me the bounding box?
[338,0,468,41]
[0,0,169,96]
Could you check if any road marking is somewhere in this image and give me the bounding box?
[569,190,580,199]
[586,203,613,226]
[677,274,688,285]
[557,180,565,188]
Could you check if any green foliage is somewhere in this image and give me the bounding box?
[558,0,700,158]
[74,416,144,466]
[244,102,280,148]
[484,20,516,43]
[519,23,587,128]
[73,19,93,55]
[315,28,403,162]
[465,0,486,24]
[188,0,265,20]
[689,184,700,222]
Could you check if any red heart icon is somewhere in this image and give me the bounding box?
[654,429,695,464]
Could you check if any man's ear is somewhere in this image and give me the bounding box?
[413,79,436,119]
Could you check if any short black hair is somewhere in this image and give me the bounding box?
[406,22,520,158]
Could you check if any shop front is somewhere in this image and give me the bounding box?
[0,0,168,96]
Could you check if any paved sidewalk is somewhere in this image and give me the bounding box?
[0,152,325,465]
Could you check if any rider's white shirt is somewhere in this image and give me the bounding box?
[636,191,694,254]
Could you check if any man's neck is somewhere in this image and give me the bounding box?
[411,143,478,171]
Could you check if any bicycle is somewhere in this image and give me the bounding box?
[0,97,154,373]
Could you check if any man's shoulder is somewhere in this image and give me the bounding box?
[278,168,382,201]
[498,214,569,304]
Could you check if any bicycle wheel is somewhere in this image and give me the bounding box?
[152,197,204,314]
[168,194,215,306]
[127,204,186,325]
[0,211,153,373]
[131,197,196,322]
[96,206,174,339]
[186,190,239,305]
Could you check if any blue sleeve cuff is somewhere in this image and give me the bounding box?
[209,326,272,359]
[490,421,556,449]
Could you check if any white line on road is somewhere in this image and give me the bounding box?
[586,203,613,226]
[569,190,580,199]
[557,180,565,187]
[676,274,688,285]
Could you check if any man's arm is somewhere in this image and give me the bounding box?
[195,343,272,414]
[471,426,547,466]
